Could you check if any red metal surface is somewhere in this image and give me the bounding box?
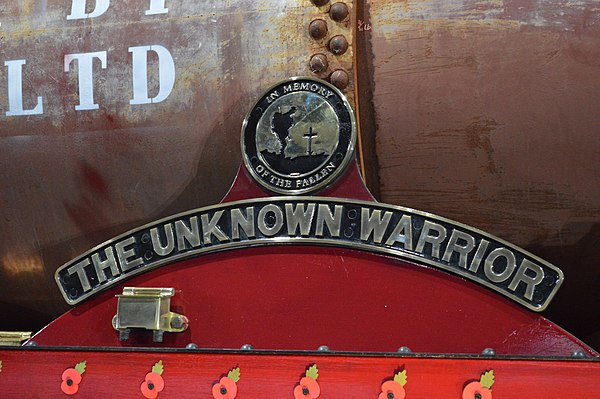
[0,348,598,398]
[32,245,594,356]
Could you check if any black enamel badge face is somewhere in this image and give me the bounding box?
[241,77,356,195]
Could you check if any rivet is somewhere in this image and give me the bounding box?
[481,347,496,356]
[309,54,328,73]
[309,19,328,40]
[240,343,254,350]
[317,345,330,351]
[571,349,586,358]
[397,346,413,354]
[330,69,349,90]
[24,340,38,347]
[329,35,348,55]
[312,0,329,6]
[329,2,349,22]
[185,343,199,349]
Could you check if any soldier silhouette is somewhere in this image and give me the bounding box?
[270,106,297,154]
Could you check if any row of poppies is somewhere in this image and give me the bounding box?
[0,360,495,398]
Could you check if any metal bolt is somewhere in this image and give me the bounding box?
[170,315,186,329]
[240,344,254,350]
[481,347,496,356]
[185,343,199,349]
[329,35,348,55]
[153,330,164,343]
[397,346,413,354]
[329,2,349,22]
[312,0,329,6]
[330,69,349,90]
[572,349,587,358]
[309,54,328,73]
[309,19,328,40]
[317,345,330,351]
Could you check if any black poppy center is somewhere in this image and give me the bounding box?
[148,382,155,391]
[302,387,310,396]
[220,387,227,395]
[387,392,395,399]
[475,393,482,399]
[66,378,73,386]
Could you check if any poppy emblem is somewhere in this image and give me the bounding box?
[61,361,86,395]
[462,370,495,399]
[378,370,407,399]
[294,364,320,399]
[212,367,241,399]
[141,360,165,399]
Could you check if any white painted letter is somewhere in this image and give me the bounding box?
[64,51,107,111]
[129,45,175,105]
[5,60,43,116]
[146,0,168,15]
[67,0,110,20]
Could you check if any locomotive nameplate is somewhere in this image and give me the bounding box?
[56,198,563,311]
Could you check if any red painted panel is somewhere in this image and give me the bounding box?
[33,246,594,356]
[0,348,598,398]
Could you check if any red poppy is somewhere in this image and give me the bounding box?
[462,381,492,399]
[141,372,165,399]
[294,376,321,399]
[212,376,238,399]
[378,380,405,399]
[61,368,82,395]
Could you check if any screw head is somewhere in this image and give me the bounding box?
[309,54,329,73]
[317,345,330,351]
[397,346,413,354]
[572,349,587,358]
[330,69,349,90]
[309,19,328,40]
[330,2,349,22]
[240,344,254,350]
[329,35,349,55]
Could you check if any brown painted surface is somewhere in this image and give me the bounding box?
[363,0,600,349]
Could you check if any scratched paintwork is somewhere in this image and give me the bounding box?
[0,1,354,329]
[365,0,600,348]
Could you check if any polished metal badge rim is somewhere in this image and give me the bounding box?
[241,77,356,195]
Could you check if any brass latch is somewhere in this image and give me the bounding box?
[112,287,188,342]
[0,331,32,346]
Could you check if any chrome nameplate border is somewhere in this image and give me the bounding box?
[55,197,563,311]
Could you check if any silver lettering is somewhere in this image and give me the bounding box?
[509,259,545,301]
[415,221,447,259]
[257,204,284,237]
[150,224,174,256]
[91,247,119,283]
[384,214,413,250]
[315,204,342,237]
[285,203,316,236]
[175,217,201,250]
[484,248,516,283]
[67,259,92,292]
[442,229,476,268]
[115,237,143,272]
[360,208,392,243]
[67,0,110,20]
[231,207,255,239]
[145,0,168,15]
[201,211,230,244]
[469,239,489,272]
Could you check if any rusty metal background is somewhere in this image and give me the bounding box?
[359,0,600,349]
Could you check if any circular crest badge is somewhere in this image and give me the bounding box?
[241,77,356,195]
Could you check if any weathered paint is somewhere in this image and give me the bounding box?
[0,1,354,331]
[365,0,600,348]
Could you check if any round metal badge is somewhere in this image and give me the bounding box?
[241,77,356,195]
